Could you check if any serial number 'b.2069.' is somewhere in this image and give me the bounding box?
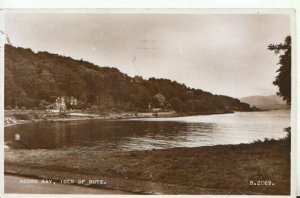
[249,180,275,186]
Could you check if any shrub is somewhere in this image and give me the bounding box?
[5,105,12,110]
[284,127,291,140]
[13,113,31,120]
[29,112,39,119]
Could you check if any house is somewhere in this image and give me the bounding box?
[46,97,66,113]
[46,103,59,113]
[152,108,162,112]
[70,97,77,106]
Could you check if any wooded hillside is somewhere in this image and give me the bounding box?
[5,44,252,114]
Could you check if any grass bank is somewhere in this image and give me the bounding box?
[5,137,290,195]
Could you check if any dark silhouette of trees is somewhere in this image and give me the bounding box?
[4,44,253,113]
[268,36,291,104]
[169,97,184,112]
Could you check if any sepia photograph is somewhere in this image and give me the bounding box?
[3,10,293,195]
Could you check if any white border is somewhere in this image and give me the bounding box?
[0,0,298,9]
[0,1,298,198]
[0,9,4,198]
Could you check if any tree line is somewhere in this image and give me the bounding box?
[5,44,253,114]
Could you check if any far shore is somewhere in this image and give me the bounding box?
[3,107,269,128]
[4,109,235,128]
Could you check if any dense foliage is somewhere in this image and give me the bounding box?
[268,36,291,104]
[5,45,252,113]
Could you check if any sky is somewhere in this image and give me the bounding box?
[4,12,291,98]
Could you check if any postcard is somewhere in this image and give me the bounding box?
[1,7,297,197]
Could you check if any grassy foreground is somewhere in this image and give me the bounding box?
[5,137,290,195]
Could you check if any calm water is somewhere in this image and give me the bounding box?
[5,110,290,151]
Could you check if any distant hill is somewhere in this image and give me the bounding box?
[5,44,253,114]
[240,95,289,110]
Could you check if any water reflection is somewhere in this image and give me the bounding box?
[5,110,290,151]
[5,120,215,150]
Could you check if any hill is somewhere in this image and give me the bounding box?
[240,95,289,110]
[5,44,253,114]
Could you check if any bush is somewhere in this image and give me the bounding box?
[5,105,12,110]
[29,112,39,119]
[284,127,291,140]
[252,137,276,144]
[21,106,26,110]
[252,127,291,146]
[59,112,68,118]
[13,113,31,120]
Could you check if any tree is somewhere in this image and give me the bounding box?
[268,36,291,104]
[169,97,184,112]
[4,44,255,112]
[153,93,166,108]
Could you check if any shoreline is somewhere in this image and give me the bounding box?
[3,110,220,128]
[5,138,290,195]
[4,108,268,128]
